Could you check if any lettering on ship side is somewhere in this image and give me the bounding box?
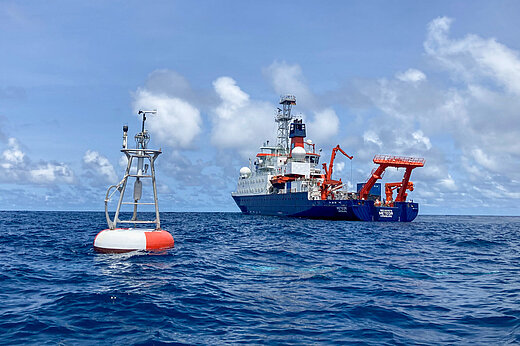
[378,209,394,218]
[337,206,348,213]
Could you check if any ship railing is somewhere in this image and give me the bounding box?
[373,155,425,166]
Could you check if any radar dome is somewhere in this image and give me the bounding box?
[291,146,306,161]
[306,139,313,145]
[239,167,252,178]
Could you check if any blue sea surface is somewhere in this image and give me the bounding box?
[0,212,519,344]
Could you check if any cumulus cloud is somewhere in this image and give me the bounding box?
[306,108,340,144]
[363,130,382,147]
[0,137,74,185]
[438,174,457,191]
[29,163,74,184]
[118,155,128,169]
[2,137,25,168]
[395,69,426,83]
[263,61,315,108]
[335,162,345,173]
[425,16,520,95]
[423,17,520,180]
[344,16,520,210]
[83,150,118,184]
[395,130,432,151]
[210,76,275,157]
[132,70,202,148]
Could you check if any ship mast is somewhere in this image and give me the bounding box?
[276,95,296,153]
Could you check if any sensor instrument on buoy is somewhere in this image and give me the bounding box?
[93,110,174,253]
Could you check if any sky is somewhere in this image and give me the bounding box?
[1,1,520,215]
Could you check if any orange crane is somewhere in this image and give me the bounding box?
[320,145,353,200]
[385,181,414,206]
[359,155,424,201]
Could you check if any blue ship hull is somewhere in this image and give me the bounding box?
[232,192,419,222]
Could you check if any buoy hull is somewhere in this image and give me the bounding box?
[93,228,174,253]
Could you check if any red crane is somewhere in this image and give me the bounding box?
[359,155,424,201]
[320,145,353,200]
[385,181,414,206]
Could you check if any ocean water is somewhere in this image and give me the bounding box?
[0,212,519,345]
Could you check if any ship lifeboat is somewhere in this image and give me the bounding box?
[270,175,296,185]
[93,228,174,253]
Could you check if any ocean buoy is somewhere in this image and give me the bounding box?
[93,228,174,253]
[94,110,174,254]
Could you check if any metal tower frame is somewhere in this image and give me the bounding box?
[276,95,296,153]
[104,110,162,230]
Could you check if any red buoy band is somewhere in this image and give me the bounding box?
[93,228,174,253]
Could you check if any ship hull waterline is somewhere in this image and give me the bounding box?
[232,192,418,222]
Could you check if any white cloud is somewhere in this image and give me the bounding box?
[363,130,382,147]
[210,76,275,157]
[470,148,496,171]
[83,150,118,184]
[335,162,345,173]
[29,163,74,184]
[438,174,457,191]
[397,130,432,151]
[213,76,249,112]
[132,70,202,149]
[118,155,128,169]
[263,61,314,108]
[0,137,74,185]
[307,108,340,144]
[345,16,520,211]
[1,138,25,168]
[425,16,520,95]
[396,69,426,83]
[422,17,520,181]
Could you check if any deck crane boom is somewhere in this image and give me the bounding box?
[359,155,424,201]
[320,145,353,200]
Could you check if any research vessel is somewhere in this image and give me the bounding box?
[231,95,425,222]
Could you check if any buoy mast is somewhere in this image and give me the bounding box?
[105,110,161,229]
[94,110,174,253]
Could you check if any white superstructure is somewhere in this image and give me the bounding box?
[232,96,327,200]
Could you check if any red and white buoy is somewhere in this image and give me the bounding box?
[94,110,174,254]
[93,228,174,253]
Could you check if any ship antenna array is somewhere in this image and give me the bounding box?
[276,95,296,153]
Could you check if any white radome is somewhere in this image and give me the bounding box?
[306,139,313,145]
[240,166,252,178]
[291,146,306,161]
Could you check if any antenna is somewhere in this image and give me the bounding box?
[138,110,157,133]
[135,110,156,150]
